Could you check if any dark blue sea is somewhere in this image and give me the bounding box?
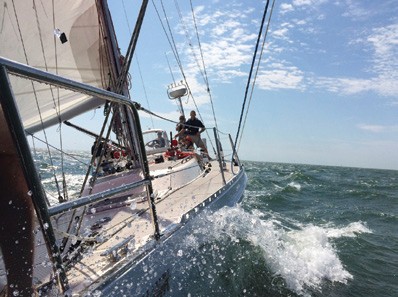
[160,161,398,297]
[37,153,398,296]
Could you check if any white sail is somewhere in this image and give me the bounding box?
[0,0,112,133]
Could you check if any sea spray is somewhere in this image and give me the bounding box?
[192,206,371,296]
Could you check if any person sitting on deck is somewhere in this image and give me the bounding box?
[0,105,35,297]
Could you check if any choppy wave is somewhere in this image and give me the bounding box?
[190,206,372,296]
[32,149,90,203]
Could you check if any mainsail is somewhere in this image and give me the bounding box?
[0,0,114,133]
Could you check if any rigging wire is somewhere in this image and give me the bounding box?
[165,52,176,83]
[138,105,178,125]
[136,56,155,128]
[57,1,122,255]
[50,0,68,201]
[122,0,132,33]
[121,0,154,128]
[153,0,216,153]
[174,0,206,84]
[234,0,271,150]
[27,133,90,167]
[137,105,222,140]
[157,0,204,120]
[237,0,276,151]
[154,0,184,81]
[189,0,220,150]
[115,0,148,93]
[189,0,209,87]
[11,0,56,205]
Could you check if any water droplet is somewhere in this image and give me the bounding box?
[9,200,12,205]
[127,239,135,251]
[130,202,137,210]
[54,28,61,38]
[27,190,32,196]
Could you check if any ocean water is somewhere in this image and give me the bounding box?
[36,153,397,296]
[159,161,398,297]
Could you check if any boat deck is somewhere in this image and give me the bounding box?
[0,160,242,295]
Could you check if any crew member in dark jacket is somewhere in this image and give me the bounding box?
[184,110,209,156]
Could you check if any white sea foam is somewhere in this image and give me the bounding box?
[324,221,372,238]
[41,174,86,203]
[288,181,301,191]
[200,206,368,296]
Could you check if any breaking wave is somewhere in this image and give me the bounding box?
[194,206,371,296]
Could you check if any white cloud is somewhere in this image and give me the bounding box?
[315,23,398,97]
[256,67,304,90]
[292,0,314,6]
[368,23,398,71]
[357,124,386,133]
[176,4,258,85]
[357,124,398,133]
[369,28,398,54]
[341,0,372,20]
[295,19,307,26]
[315,75,398,97]
[280,3,294,14]
[269,3,398,97]
[272,27,289,39]
[173,1,398,99]
[292,0,328,8]
[217,69,247,81]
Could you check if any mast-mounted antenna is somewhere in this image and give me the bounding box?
[167,81,188,117]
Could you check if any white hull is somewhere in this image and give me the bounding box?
[0,155,246,296]
[90,168,247,296]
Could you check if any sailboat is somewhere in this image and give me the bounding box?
[0,0,248,295]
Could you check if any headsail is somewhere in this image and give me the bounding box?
[0,0,113,133]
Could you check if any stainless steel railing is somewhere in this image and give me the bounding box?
[0,56,160,292]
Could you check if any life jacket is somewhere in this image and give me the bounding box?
[164,139,194,160]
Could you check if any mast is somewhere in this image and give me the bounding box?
[96,0,161,239]
[115,0,149,93]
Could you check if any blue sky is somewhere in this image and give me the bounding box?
[107,0,398,170]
